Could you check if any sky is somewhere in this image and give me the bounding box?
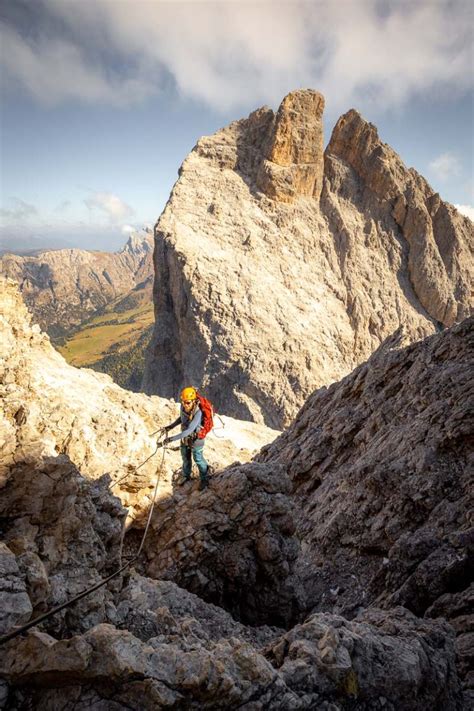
[0,0,473,252]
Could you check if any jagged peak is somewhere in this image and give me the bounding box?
[267,88,325,165]
[254,87,326,203]
[326,108,385,158]
[120,230,154,255]
[325,105,424,205]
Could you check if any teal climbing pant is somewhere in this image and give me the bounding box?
[180,441,208,481]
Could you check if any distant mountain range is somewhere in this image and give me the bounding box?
[0,229,155,391]
[0,229,154,338]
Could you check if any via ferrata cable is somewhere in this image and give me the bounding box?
[0,442,167,646]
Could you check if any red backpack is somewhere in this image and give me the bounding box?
[196,391,214,439]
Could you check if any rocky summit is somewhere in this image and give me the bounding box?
[143,89,472,429]
[1,278,472,708]
[0,230,154,342]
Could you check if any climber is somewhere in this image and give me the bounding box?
[158,386,212,491]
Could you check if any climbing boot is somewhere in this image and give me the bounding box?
[198,478,209,492]
[178,476,191,487]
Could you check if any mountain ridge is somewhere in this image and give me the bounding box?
[143,89,472,428]
[0,229,155,341]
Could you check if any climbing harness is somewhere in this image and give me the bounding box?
[0,439,169,646]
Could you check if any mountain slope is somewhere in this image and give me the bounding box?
[143,89,473,428]
[0,230,154,341]
[257,316,473,694]
[0,278,467,709]
[0,277,279,509]
[58,282,154,390]
[141,316,474,697]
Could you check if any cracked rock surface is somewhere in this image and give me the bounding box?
[0,455,123,639]
[1,580,462,710]
[0,276,279,524]
[258,317,474,700]
[138,461,302,628]
[143,88,472,428]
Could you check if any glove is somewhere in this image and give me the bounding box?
[157,437,171,448]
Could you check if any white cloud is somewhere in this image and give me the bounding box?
[0,191,137,251]
[0,197,38,222]
[54,199,72,213]
[84,192,134,222]
[0,0,472,112]
[0,22,154,107]
[1,192,135,232]
[454,204,474,221]
[428,152,462,180]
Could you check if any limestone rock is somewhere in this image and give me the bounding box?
[325,109,473,327]
[143,89,473,428]
[264,606,461,709]
[138,461,302,627]
[0,277,279,519]
[0,455,124,637]
[256,89,325,202]
[113,572,281,647]
[426,584,474,698]
[0,600,461,710]
[0,230,154,340]
[258,317,473,688]
[0,543,33,636]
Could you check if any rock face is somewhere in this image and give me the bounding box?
[258,317,473,695]
[325,110,472,327]
[0,282,470,708]
[143,89,473,428]
[256,90,325,202]
[1,456,124,638]
[0,277,279,517]
[0,230,154,341]
[139,461,301,628]
[1,596,461,710]
[0,544,33,637]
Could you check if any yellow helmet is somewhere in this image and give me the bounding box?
[181,386,197,403]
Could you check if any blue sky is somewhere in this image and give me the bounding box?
[1,0,473,252]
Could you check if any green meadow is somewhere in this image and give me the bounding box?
[59,302,154,367]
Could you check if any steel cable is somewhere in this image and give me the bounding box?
[0,443,168,646]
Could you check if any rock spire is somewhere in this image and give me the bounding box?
[143,89,472,427]
[256,89,325,202]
